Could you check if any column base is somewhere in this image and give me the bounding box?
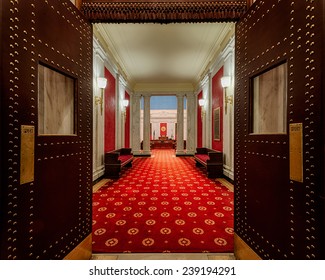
[176,150,186,156]
[185,149,195,156]
[133,150,151,157]
[132,150,143,156]
[142,150,151,156]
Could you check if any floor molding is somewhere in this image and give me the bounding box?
[93,178,111,192]
[64,234,92,260]
[234,234,262,260]
[217,178,234,192]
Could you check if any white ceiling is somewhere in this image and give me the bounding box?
[94,22,235,92]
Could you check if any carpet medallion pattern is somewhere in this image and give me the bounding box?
[92,149,234,253]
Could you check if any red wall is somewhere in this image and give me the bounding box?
[104,67,116,152]
[124,91,130,148]
[197,91,203,148]
[211,67,223,151]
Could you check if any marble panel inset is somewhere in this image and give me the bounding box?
[38,64,75,135]
[252,63,287,134]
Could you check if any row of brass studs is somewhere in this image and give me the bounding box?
[26,0,38,259]
[7,0,21,259]
[245,151,287,160]
[303,0,317,259]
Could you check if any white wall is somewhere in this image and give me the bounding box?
[93,38,121,181]
[92,39,106,181]
[208,36,235,180]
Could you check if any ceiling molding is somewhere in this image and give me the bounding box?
[93,25,131,84]
[195,23,234,85]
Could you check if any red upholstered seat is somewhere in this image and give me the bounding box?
[118,154,133,163]
[195,154,209,163]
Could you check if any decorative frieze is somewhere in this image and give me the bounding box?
[81,1,247,23]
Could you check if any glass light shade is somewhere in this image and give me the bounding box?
[123,99,129,107]
[221,76,231,88]
[198,99,205,107]
[97,77,107,89]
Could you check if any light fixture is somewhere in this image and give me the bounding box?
[221,76,233,113]
[95,77,107,115]
[122,99,129,120]
[221,76,231,88]
[122,99,129,108]
[97,77,107,89]
[198,98,206,119]
[198,99,205,107]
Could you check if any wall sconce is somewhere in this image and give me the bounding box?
[122,99,129,120]
[198,98,206,119]
[95,77,107,115]
[198,98,205,107]
[221,76,233,113]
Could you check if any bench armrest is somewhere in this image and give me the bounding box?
[196,147,208,154]
[105,152,121,164]
[207,151,223,163]
[119,148,133,155]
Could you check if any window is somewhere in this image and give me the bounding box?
[251,62,287,134]
[38,64,76,135]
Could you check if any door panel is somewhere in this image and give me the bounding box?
[0,0,92,259]
[235,0,324,259]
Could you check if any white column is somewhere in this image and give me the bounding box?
[206,72,213,148]
[131,93,141,155]
[176,94,185,155]
[186,93,196,155]
[115,73,122,149]
[142,95,151,155]
[222,40,235,180]
[92,41,106,181]
[201,76,209,148]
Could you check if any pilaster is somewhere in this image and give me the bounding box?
[186,94,196,155]
[131,93,141,155]
[142,95,151,155]
[176,94,185,155]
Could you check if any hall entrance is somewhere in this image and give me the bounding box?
[1,0,324,260]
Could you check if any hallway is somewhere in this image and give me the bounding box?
[1,0,324,261]
[92,150,234,254]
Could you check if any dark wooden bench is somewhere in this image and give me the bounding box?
[194,147,223,178]
[104,148,133,178]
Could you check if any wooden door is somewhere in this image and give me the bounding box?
[235,0,324,259]
[0,0,92,259]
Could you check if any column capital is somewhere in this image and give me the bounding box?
[132,93,142,100]
[186,93,196,100]
[136,92,152,98]
[176,92,186,98]
[143,94,151,100]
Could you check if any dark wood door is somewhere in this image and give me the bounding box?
[0,0,92,259]
[235,0,324,259]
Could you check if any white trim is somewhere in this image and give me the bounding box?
[92,165,105,181]
[223,165,234,181]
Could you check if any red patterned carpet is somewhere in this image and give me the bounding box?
[92,149,234,253]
